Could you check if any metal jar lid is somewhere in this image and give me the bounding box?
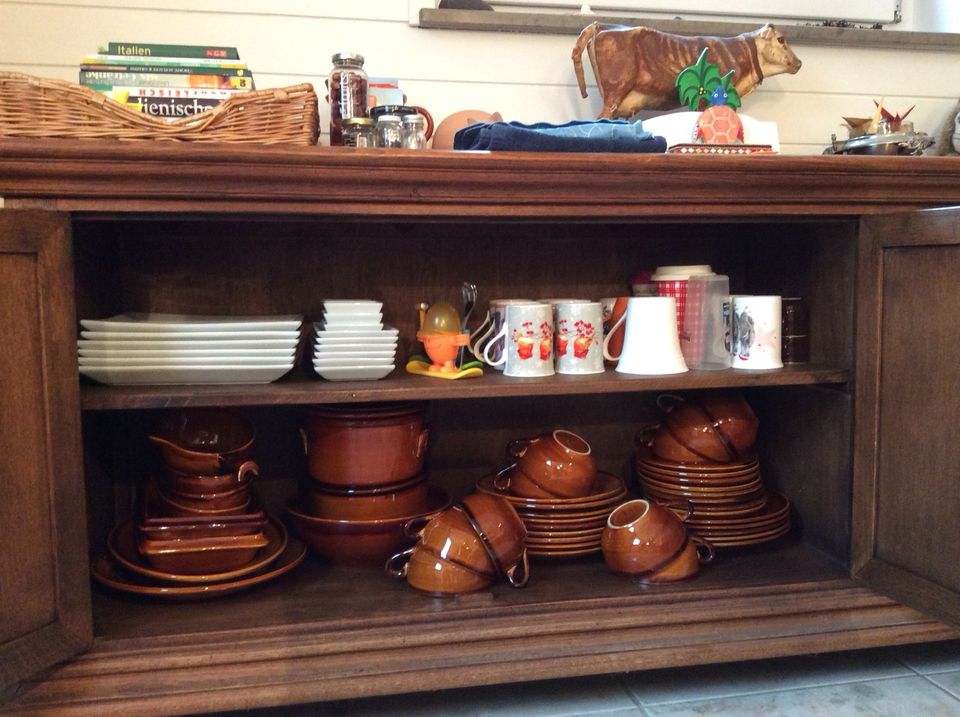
[376,114,402,125]
[331,52,365,67]
[342,117,374,128]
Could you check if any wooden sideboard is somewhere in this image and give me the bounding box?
[1,139,958,716]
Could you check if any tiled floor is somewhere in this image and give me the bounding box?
[219,639,960,716]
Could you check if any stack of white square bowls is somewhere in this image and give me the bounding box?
[312,301,398,381]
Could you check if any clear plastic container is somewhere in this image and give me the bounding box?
[342,117,375,148]
[401,113,428,149]
[376,114,402,149]
[327,52,368,147]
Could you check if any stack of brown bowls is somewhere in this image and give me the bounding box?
[386,492,528,596]
[288,402,449,566]
[636,391,791,549]
[476,429,627,558]
[92,408,305,598]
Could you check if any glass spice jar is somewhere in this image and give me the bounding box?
[401,113,428,149]
[376,114,403,148]
[342,117,375,148]
[327,52,368,147]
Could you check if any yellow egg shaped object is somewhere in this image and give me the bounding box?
[420,302,461,335]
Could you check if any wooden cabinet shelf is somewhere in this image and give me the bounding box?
[80,364,851,411]
[2,140,959,716]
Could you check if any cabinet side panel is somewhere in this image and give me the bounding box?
[875,245,960,592]
[0,254,55,643]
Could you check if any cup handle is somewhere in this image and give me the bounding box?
[412,105,435,140]
[601,312,627,361]
[298,427,308,456]
[504,549,530,588]
[402,515,432,539]
[384,547,415,578]
[482,325,508,366]
[469,312,494,360]
[506,436,537,460]
[691,535,716,564]
[492,464,515,492]
[634,423,660,449]
[415,428,430,459]
[236,460,259,483]
[656,393,686,414]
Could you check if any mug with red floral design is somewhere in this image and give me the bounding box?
[554,301,604,375]
[483,302,554,377]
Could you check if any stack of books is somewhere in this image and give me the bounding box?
[80,41,255,119]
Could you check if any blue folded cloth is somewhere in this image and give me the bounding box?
[454,119,667,153]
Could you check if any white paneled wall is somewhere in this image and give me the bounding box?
[1,1,959,154]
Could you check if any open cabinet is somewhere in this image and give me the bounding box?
[0,140,958,716]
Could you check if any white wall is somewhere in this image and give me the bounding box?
[1,0,959,154]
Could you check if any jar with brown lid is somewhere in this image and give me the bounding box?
[327,52,368,146]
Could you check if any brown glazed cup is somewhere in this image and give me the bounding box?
[305,474,430,521]
[149,408,256,475]
[300,402,429,488]
[509,429,597,499]
[154,484,252,517]
[385,543,495,596]
[460,491,529,586]
[601,499,688,576]
[404,505,497,578]
[652,392,759,464]
[645,535,715,583]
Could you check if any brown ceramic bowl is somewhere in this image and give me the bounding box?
[154,483,252,517]
[286,487,450,566]
[510,429,597,499]
[653,392,759,464]
[305,474,430,521]
[407,505,497,577]
[386,543,495,596]
[601,499,688,576]
[138,532,269,575]
[301,402,429,488]
[160,460,258,497]
[460,491,527,583]
[148,408,256,475]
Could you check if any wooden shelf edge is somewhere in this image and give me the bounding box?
[9,570,957,716]
[79,365,850,410]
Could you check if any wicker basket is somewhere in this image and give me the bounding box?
[0,72,319,145]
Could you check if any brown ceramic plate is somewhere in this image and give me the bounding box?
[659,494,768,518]
[527,544,602,558]
[686,493,790,528]
[638,474,763,496]
[477,471,626,510]
[642,484,766,505]
[108,518,287,584]
[636,443,758,473]
[692,523,791,547]
[690,517,790,540]
[636,464,761,485]
[525,526,605,540]
[91,537,306,600]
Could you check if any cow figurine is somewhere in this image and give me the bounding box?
[572,23,802,117]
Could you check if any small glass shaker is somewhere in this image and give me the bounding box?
[401,113,428,149]
[342,117,375,148]
[376,114,402,148]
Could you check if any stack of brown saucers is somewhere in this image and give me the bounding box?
[636,391,791,549]
[92,409,306,599]
[287,402,449,566]
[476,429,627,558]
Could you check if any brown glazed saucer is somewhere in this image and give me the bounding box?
[91,537,305,600]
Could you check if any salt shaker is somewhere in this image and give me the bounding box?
[376,114,402,148]
[401,113,428,149]
[327,52,368,147]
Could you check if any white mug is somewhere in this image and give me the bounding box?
[469,298,533,368]
[483,302,555,377]
[602,296,688,375]
[732,295,783,369]
[554,301,604,375]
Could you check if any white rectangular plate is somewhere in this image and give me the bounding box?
[313,348,396,359]
[81,330,301,341]
[322,300,382,314]
[313,364,395,381]
[320,312,383,328]
[79,356,297,367]
[80,313,303,332]
[79,338,299,351]
[314,336,399,347]
[78,348,296,359]
[79,364,295,385]
[313,357,395,368]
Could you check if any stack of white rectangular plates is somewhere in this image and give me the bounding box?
[313,301,397,381]
[78,313,302,385]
